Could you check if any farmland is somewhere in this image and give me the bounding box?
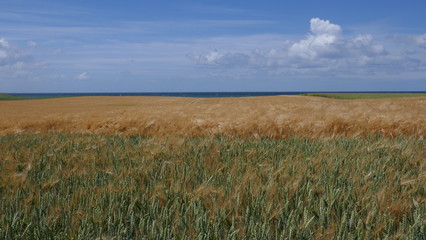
[0,94,30,101]
[1,134,425,239]
[301,93,426,100]
[0,95,425,239]
[0,95,425,138]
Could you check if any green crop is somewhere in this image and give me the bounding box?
[0,94,30,101]
[0,134,425,239]
[301,92,426,99]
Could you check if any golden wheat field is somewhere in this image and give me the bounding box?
[1,96,426,239]
[0,95,425,138]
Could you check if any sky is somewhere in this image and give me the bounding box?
[1,0,426,92]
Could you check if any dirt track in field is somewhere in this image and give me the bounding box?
[0,95,425,138]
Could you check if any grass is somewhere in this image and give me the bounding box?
[0,134,425,239]
[301,93,426,99]
[0,94,30,101]
[0,94,73,101]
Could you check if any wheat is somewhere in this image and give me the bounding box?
[0,134,424,239]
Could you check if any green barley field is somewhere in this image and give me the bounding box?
[0,134,425,239]
[0,94,30,101]
[301,93,426,100]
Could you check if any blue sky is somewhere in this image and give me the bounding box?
[1,0,426,92]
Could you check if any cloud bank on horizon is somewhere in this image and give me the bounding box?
[1,1,426,92]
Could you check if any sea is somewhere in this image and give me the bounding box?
[8,91,426,98]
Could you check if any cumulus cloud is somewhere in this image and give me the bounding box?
[188,18,412,77]
[76,72,89,80]
[289,18,343,59]
[289,19,387,61]
[310,18,342,36]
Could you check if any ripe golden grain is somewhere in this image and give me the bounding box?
[0,95,425,138]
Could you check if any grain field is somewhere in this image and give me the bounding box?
[0,95,425,138]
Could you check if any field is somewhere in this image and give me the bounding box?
[302,93,426,100]
[0,95,425,138]
[0,94,30,101]
[1,134,425,239]
[0,96,425,239]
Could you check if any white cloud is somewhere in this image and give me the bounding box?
[76,72,89,80]
[188,18,416,78]
[0,38,51,90]
[0,38,33,66]
[288,18,343,59]
[288,18,386,60]
[0,38,10,48]
[187,50,250,68]
[195,50,223,64]
[309,18,342,36]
